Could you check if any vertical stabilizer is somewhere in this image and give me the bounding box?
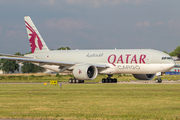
[24,16,49,53]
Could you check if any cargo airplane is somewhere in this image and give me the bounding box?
[0,16,175,83]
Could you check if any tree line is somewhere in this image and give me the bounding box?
[164,46,180,59]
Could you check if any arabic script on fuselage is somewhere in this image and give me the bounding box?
[86,53,104,58]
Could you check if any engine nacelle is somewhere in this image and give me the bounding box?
[133,74,155,80]
[73,64,98,80]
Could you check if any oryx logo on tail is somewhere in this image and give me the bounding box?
[25,21,43,53]
[24,16,49,53]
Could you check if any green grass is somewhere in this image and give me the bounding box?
[0,84,180,120]
[0,74,72,83]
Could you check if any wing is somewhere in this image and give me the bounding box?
[0,56,109,68]
[0,56,75,66]
[0,53,32,58]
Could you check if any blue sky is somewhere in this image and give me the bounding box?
[0,0,180,54]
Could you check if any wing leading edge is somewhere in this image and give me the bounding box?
[0,53,32,58]
[0,56,75,66]
[0,56,109,69]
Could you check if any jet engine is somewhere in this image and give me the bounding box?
[73,64,98,80]
[133,74,155,80]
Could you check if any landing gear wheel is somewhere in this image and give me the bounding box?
[102,78,105,83]
[156,79,162,83]
[79,80,84,83]
[101,75,118,83]
[69,78,73,83]
[114,78,117,83]
[69,78,84,83]
[155,79,158,83]
[73,79,76,83]
[158,79,162,83]
[106,79,109,83]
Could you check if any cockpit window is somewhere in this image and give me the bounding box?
[162,57,173,60]
[162,57,166,60]
[167,57,172,59]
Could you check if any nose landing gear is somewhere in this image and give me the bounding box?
[155,76,162,83]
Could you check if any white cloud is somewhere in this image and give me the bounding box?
[45,18,92,30]
[39,0,58,6]
[136,21,150,27]
[38,0,151,8]
[133,0,142,5]
[66,0,121,7]
[47,0,55,5]
[6,30,25,39]
[169,20,174,24]
[168,20,180,30]
[155,22,164,26]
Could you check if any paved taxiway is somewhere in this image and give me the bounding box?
[0,80,179,84]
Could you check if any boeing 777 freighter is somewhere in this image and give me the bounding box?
[0,16,175,83]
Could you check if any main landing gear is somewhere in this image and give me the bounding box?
[155,75,162,83]
[69,78,84,83]
[102,74,117,83]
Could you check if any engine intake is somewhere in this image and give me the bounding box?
[133,74,155,80]
[73,64,98,80]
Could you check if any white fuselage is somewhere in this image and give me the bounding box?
[25,49,175,74]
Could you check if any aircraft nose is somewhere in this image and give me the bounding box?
[168,60,175,70]
[171,60,175,67]
[168,60,175,68]
[161,60,175,72]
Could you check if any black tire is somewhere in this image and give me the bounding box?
[69,78,71,83]
[73,79,76,83]
[158,79,162,83]
[102,78,105,83]
[155,79,158,83]
[106,79,109,83]
[114,78,117,83]
[69,78,73,83]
